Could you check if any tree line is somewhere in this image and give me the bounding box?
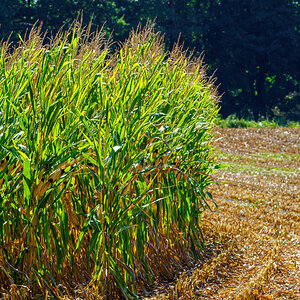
[0,0,299,120]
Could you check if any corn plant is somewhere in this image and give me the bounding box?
[0,21,219,298]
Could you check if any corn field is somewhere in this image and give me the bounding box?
[0,22,219,298]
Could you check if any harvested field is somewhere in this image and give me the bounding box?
[149,127,300,299]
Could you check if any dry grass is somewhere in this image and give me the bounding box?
[148,127,300,299]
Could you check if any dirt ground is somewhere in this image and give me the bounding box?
[149,127,300,299]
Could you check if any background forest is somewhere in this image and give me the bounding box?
[0,0,299,121]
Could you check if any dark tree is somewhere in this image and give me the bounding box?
[35,0,77,32]
[0,0,299,120]
[202,0,300,119]
[0,0,37,40]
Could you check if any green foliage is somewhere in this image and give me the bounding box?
[217,114,299,128]
[0,23,219,298]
